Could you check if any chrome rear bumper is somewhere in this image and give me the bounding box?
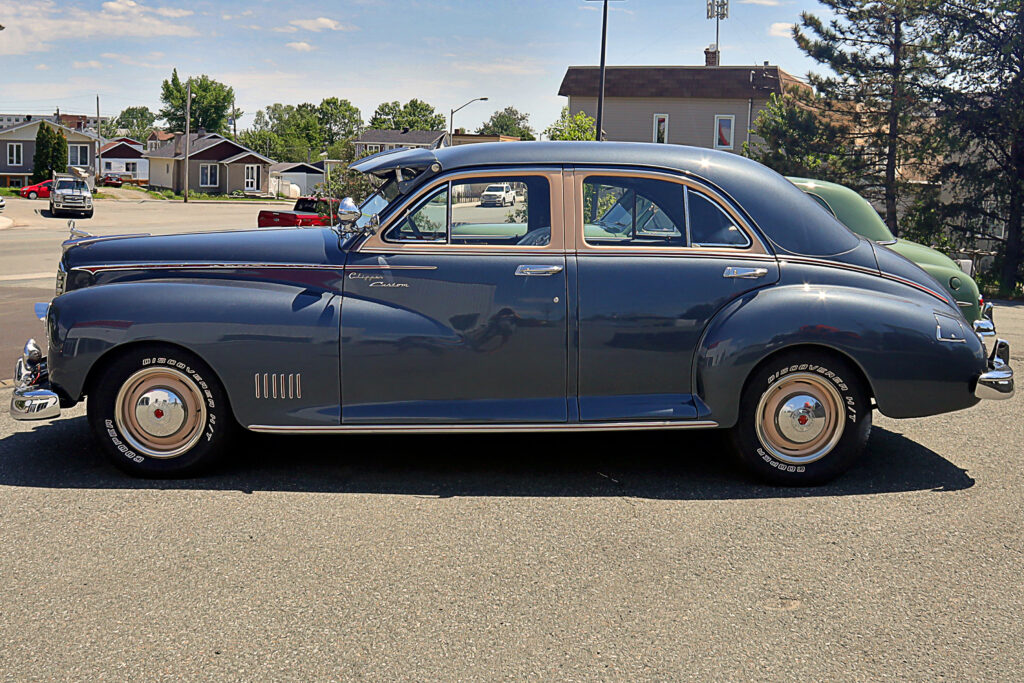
[10,339,61,421]
[975,338,1014,400]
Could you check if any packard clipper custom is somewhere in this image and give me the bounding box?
[10,143,1014,484]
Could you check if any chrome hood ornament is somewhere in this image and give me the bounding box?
[68,219,93,240]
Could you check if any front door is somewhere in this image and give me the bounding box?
[341,170,568,423]
[244,164,259,191]
[573,170,779,421]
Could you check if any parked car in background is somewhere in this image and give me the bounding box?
[11,142,1013,485]
[788,177,986,324]
[257,196,338,228]
[479,183,516,207]
[100,173,131,188]
[48,175,93,218]
[20,179,52,199]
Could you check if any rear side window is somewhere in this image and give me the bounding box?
[582,175,749,248]
[384,176,551,246]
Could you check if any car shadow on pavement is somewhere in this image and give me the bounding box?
[0,416,974,499]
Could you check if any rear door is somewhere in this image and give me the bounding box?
[571,168,779,422]
[341,168,569,424]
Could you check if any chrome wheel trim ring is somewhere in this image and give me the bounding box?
[114,367,207,459]
[755,372,845,465]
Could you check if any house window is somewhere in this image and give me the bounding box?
[199,163,219,187]
[713,115,735,150]
[68,144,89,166]
[7,143,23,166]
[653,114,668,144]
[104,161,112,171]
[365,144,381,155]
[125,162,137,174]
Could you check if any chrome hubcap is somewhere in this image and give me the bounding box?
[114,367,206,459]
[755,372,845,465]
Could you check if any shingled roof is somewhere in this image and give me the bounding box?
[558,65,805,100]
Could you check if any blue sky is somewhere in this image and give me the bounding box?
[0,0,826,134]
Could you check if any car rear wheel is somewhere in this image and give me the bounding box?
[729,351,871,486]
[87,345,235,477]
[28,191,37,199]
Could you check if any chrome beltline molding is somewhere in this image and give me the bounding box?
[248,420,719,434]
[72,262,348,274]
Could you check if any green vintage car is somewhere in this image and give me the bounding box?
[788,177,984,323]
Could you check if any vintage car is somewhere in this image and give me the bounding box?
[10,142,1014,485]
[788,177,986,323]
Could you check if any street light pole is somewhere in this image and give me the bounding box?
[449,97,489,136]
[183,80,192,203]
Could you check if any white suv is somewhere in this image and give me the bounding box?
[479,183,516,207]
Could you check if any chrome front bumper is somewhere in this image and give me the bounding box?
[975,338,1014,400]
[10,339,61,421]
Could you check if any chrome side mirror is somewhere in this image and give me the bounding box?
[336,197,361,227]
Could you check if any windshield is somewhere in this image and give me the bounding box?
[356,179,399,228]
[56,180,88,191]
[484,185,505,193]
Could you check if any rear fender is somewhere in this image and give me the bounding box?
[695,277,986,427]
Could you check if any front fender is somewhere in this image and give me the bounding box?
[695,276,987,427]
[48,279,341,427]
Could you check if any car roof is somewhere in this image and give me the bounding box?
[354,142,862,258]
[787,177,895,243]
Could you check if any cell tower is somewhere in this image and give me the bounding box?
[707,0,729,64]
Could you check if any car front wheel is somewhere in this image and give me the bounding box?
[729,351,871,486]
[87,345,234,477]
[29,191,38,199]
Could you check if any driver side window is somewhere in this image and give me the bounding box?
[386,185,449,242]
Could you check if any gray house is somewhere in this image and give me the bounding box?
[145,133,275,195]
[558,64,804,151]
[0,119,101,187]
[353,129,448,157]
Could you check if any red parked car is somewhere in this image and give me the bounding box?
[257,197,339,228]
[20,179,53,199]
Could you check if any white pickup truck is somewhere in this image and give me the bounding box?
[49,174,94,218]
[479,183,516,207]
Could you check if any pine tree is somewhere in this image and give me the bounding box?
[932,0,1024,295]
[30,123,66,183]
[794,0,944,236]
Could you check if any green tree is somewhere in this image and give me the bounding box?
[318,97,362,145]
[159,69,235,134]
[795,0,945,236]
[930,0,1024,295]
[544,107,596,141]
[476,106,536,140]
[744,90,862,183]
[105,106,157,142]
[368,99,446,130]
[31,123,66,183]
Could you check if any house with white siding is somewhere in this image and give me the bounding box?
[98,138,149,182]
[0,119,101,187]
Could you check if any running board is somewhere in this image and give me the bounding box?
[248,420,719,435]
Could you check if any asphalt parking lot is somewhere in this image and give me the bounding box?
[1,199,1022,679]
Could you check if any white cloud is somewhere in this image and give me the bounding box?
[769,22,794,37]
[0,0,197,56]
[286,41,315,52]
[272,26,298,33]
[288,17,354,32]
[35,63,49,70]
[100,51,169,68]
[741,0,785,5]
[577,3,634,15]
[72,60,103,69]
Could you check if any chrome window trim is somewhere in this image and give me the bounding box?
[685,185,752,249]
[380,181,449,244]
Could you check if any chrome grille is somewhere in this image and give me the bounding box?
[254,373,301,399]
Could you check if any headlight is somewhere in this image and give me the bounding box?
[949,276,962,290]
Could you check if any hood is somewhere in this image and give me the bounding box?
[63,227,346,274]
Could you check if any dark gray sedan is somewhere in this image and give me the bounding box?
[10,142,1014,484]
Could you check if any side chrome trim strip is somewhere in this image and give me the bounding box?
[344,264,438,270]
[73,262,347,274]
[247,420,720,435]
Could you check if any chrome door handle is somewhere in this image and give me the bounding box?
[515,264,563,277]
[723,266,768,279]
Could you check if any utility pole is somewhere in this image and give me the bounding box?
[585,0,624,141]
[231,96,238,139]
[96,95,103,184]
[184,79,192,203]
